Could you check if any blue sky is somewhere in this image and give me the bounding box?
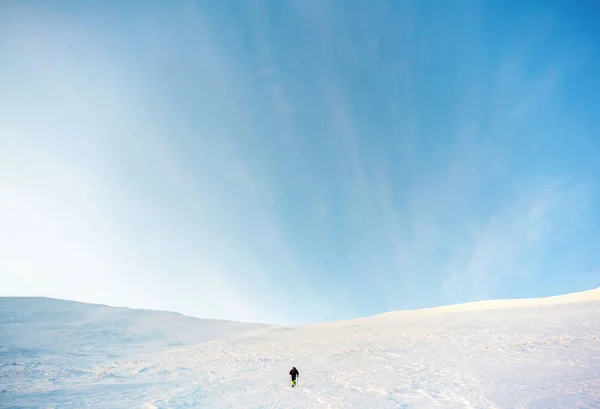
[1,0,599,325]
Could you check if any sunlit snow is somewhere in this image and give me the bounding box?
[1,289,599,408]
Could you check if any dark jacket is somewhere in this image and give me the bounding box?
[289,367,299,380]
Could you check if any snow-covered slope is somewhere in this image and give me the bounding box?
[1,290,599,408]
[0,297,267,352]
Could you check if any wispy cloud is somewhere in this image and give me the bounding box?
[1,1,599,323]
[443,181,593,303]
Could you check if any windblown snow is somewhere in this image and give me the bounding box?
[1,289,599,408]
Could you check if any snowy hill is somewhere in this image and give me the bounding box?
[1,290,599,408]
[0,297,267,352]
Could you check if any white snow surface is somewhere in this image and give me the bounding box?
[1,289,600,408]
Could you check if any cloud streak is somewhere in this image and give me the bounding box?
[1,1,599,324]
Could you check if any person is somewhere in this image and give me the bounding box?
[289,366,299,387]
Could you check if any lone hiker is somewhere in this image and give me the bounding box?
[289,367,299,387]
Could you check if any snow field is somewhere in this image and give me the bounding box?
[1,290,599,408]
